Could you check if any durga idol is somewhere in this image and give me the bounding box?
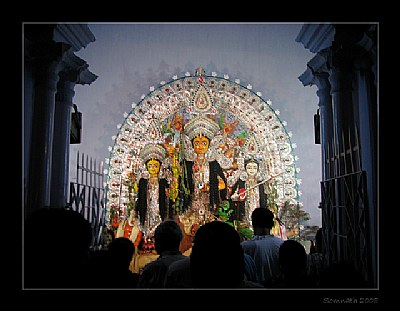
[181,115,227,222]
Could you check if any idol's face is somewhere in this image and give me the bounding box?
[164,143,175,157]
[245,162,258,177]
[193,135,209,155]
[146,159,161,176]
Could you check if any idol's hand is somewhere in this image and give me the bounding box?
[231,193,239,201]
[218,179,226,190]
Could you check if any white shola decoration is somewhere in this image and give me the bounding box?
[246,84,252,90]
[150,86,155,92]
[224,74,229,79]
[235,79,240,84]
[141,94,145,99]
[267,99,272,106]
[111,135,116,141]
[131,102,136,108]
[275,110,280,115]
[256,91,262,97]
[185,72,191,77]
[117,124,122,129]
[211,72,217,77]
[160,81,166,85]
[123,112,128,118]
[172,75,178,80]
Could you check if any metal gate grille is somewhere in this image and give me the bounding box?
[321,126,373,286]
[321,171,371,284]
[68,151,106,249]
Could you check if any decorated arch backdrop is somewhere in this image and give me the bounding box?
[105,68,302,236]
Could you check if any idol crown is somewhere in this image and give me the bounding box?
[139,143,167,163]
[184,115,220,141]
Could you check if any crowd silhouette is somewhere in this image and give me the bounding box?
[23,206,367,290]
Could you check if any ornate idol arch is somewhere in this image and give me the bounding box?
[104,66,302,239]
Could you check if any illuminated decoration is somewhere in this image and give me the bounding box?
[184,115,220,141]
[105,66,302,237]
[192,85,213,112]
[139,143,167,163]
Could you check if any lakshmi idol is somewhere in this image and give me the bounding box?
[136,143,172,239]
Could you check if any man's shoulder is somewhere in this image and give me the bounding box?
[268,236,285,245]
[166,257,190,276]
[169,256,190,268]
[241,239,256,248]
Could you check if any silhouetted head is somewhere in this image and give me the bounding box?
[251,207,275,230]
[25,207,92,262]
[108,237,135,268]
[154,220,183,255]
[24,207,93,288]
[190,221,244,288]
[279,239,307,275]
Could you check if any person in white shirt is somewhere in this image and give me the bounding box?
[241,207,284,286]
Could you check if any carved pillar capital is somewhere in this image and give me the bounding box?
[315,73,332,110]
[30,42,72,91]
[328,64,353,94]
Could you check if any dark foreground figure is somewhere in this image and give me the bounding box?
[24,207,93,289]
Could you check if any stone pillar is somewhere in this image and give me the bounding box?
[354,56,377,287]
[328,58,355,177]
[50,71,78,209]
[314,72,333,181]
[328,56,355,261]
[26,43,69,215]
